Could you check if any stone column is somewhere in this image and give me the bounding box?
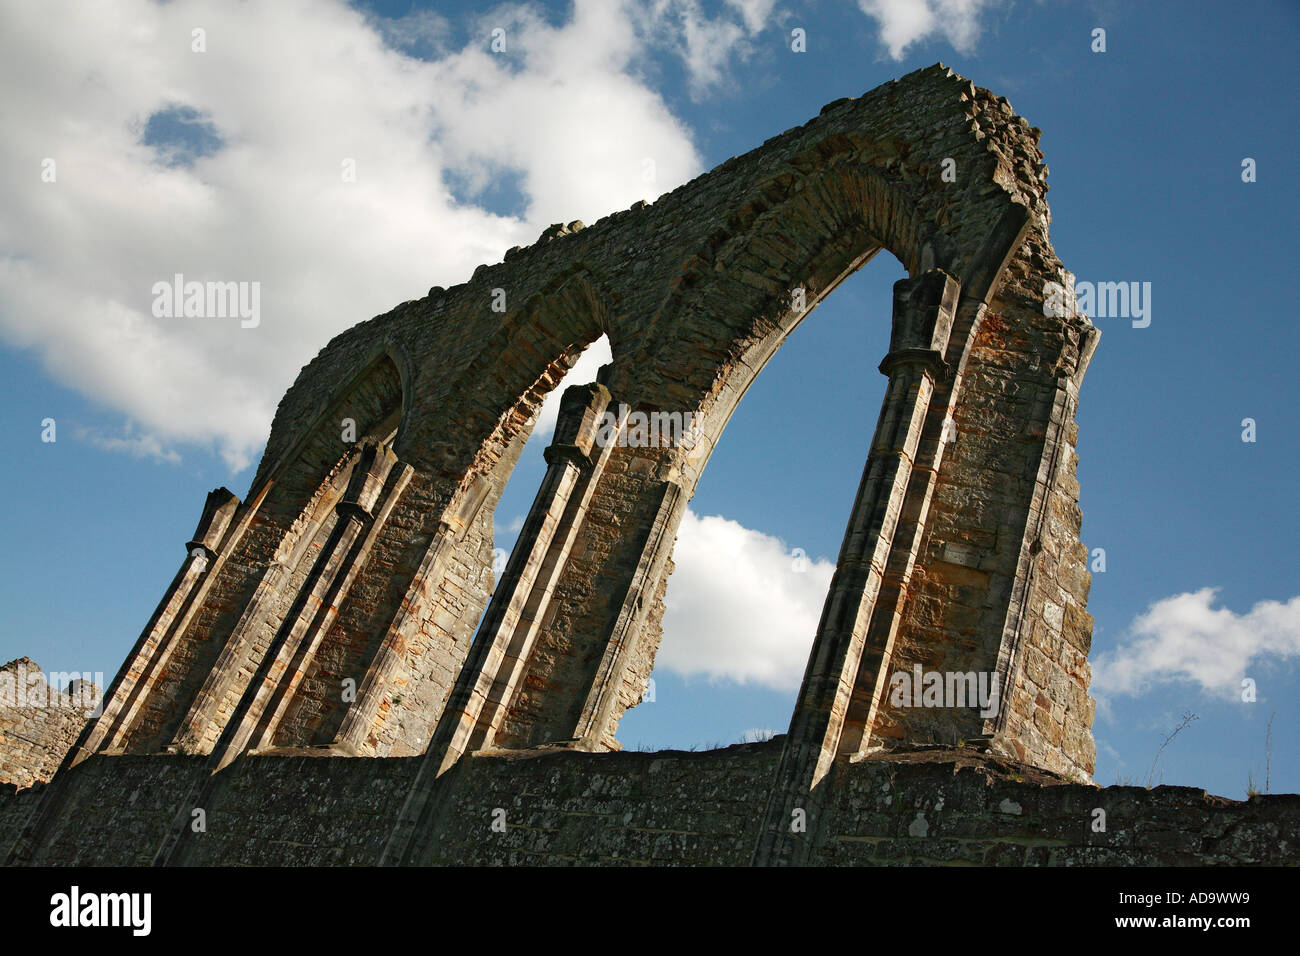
[568,476,684,748]
[165,497,306,754]
[380,383,620,864]
[836,293,986,757]
[754,268,960,866]
[328,470,495,755]
[416,382,616,775]
[207,441,406,770]
[987,316,1099,777]
[72,488,241,762]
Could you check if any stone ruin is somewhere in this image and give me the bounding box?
[3,66,1291,866]
[0,659,100,790]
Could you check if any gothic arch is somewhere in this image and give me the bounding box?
[383,66,1098,866]
[53,67,1102,870]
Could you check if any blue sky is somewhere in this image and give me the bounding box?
[1,0,1296,800]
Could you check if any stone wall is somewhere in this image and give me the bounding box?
[423,741,777,865]
[178,755,421,865]
[815,749,1293,865]
[0,785,40,858]
[62,67,1106,811]
[9,66,1140,865]
[6,745,1293,866]
[16,756,209,866]
[0,659,99,789]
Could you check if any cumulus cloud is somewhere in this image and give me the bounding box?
[425,3,702,226]
[655,509,834,690]
[1092,588,1300,701]
[857,0,1000,60]
[0,0,704,472]
[635,0,777,98]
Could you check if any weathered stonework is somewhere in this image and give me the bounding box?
[9,65,1260,867]
[0,659,99,790]
[3,740,1295,866]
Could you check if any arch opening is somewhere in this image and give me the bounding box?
[615,254,907,751]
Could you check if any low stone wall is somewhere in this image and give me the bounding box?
[424,741,780,866]
[0,784,40,859]
[22,756,210,866]
[816,749,1295,865]
[180,754,421,866]
[6,741,1295,866]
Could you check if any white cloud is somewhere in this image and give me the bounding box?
[676,6,747,94]
[0,0,703,472]
[370,8,452,58]
[726,0,779,35]
[655,509,834,690]
[79,425,182,466]
[857,0,1000,60]
[426,3,702,226]
[637,0,776,98]
[1091,588,1300,701]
